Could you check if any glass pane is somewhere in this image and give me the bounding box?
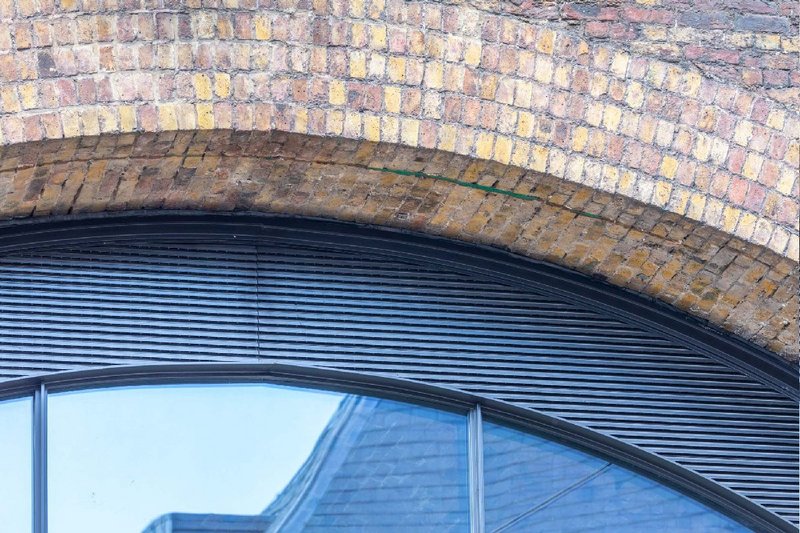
[483,421,751,533]
[0,396,32,533]
[48,384,469,533]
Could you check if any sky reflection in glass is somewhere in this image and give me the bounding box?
[48,384,470,533]
[48,384,343,533]
[0,396,31,533]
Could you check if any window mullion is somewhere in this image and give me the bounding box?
[468,404,485,533]
[32,383,47,533]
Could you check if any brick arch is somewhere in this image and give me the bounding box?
[0,0,798,257]
[1,129,796,361]
[0,0,797,360]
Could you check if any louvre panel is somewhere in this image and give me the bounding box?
[0,244,260,379]
[0,238,796,526]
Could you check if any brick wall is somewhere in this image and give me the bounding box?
[1,130,797,360]
[0,0,797,359]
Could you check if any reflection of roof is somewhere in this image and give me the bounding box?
[142,395,468,533]
[142,513,273,533]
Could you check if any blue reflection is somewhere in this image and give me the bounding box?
[483,421,751,532]
[49,385,469,533]
[0,397,31,533]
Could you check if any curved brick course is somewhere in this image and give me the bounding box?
[1,130,797,360]
[0,0,797,359]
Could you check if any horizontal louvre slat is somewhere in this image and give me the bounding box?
[0,238,795,526]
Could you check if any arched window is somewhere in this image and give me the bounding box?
[2,379,753,533]
[0,213,796,532]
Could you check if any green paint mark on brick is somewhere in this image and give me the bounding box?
[367,166,541,202]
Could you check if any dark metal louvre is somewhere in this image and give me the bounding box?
[0,234,796,527]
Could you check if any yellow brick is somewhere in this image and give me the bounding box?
[585,102,604,127]
[350,52,367,78]
[786,140,800,167]
[721,206,740,233]
[646,62,667,88]
[592,47,611,70]
[787,235,799,262]
[536,29,554,54]
[766,110,785,130]
[329,80,346,105]
[254,15,270,39]
[0,87,20,113]
[638,116,657,143]
[480,75,498,100]
[352,23,366,46]
[671,188,690,214]
[384,86,401,113]
[553,65,570,88]
[387,57,405,82]
[293,108,308,133]
[613,171,634,196]
[475,132,494,159]
[326,109,344,135]
[364,114,381,142]
[755,34,780,50]
[733,120,753,146]
[119,105,136,132]
[589,73,609,98]
[80,108,100,136]
[349,0,365,17]
[602,105,622,131]
[214,73,230,98]
[534,56,553,84]
[494,136,512,165]
[194,73,212,100]
[660,156,678,179]
[158,104,178,130]
[18,83,37,110]
[438,124,457,152]
[511,140,530,167]
[610,52,629,78]
[619,111,640,137]
[400,118,420,146]
[642,25,667,40]
[682,71,702,97]
[693,134,711,162]
[736,212,757,240]
[742,152,763,180]
[686,193,706,220]
[343,111,361,137]
[653,181,671,207]
[381,115,399,142]
[531,145,548,172]
[517,111,535,137]
[515,81,533,107]
[464,41,482,67]
[196,103,214,129]
[548,149,567,177]
[369,25,387,49]
[424,62,443,89]
[566,156,586,182]
[572,126,589,152]
[625,81,644,109]
[710,138,729,164]
[776,167,796,195]
[782,36,800,53]
[177,103,197,129]
[97,106,118,133]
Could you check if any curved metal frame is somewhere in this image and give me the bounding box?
[0,211,796,533]
[0,362,792,533]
